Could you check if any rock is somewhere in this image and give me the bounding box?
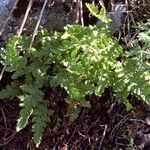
[18,0,77,32]
[96,2,127,31]
[0,0,16,28]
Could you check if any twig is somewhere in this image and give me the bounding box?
[17,0,34,36]
[110,0,114,11]
[107,88,115,114]
[0,66,6,81]
[126,10,131,44]
[86,119,100,134]
[79,0,84,26]
[1,107,7,138]
[98,0,105,7]
[76,0,80,23]
[128,118,147,124]
[52,142,58,150]
[107,102,116,114]
[0,108,16,147]
[67,124,77,144]
[0,132,16,147]
[127,30,140,47]
[110,114,129,139]
[29,0,49,48]
[0,0,19,35]
[78,131,87,138]
[99,124,107,150]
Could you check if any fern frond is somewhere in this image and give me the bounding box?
[0,36,28,79]
[32,103,52,147]
[0,84,21,99]
[17,85,52,147]
[17,95,33,131]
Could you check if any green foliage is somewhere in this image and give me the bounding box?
[86,3,111,24]
[0,35,52,147]
[0,3,150,147]
[133,19,150,54]
[112,20,150,108]
[0,84,21,99]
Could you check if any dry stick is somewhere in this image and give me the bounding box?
[127,11,131,44]
[0,107,16,146]
[98,0,105,7]
[123,13,130,45]
[0,67,5,81]
[99,124,107,150]
[76,0,80,23]
[0,132,16,146]
[52,142,58,150]
[124,0,131,45]
[67,124,77,144]
[0,0,20,82]
[110,0,114,11]
[29,0,48,48]
[17,0,35,36]
[129,118,147,124]
[126,8,140,47]
[79,0,84,26]
[110,114,128,139]
[127,30,140,47]
[1,107,7,138]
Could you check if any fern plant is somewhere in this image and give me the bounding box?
[0,3,150,147]
[0,35,53,147]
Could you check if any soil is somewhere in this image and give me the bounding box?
[0,86,150,149]
[0,0,150,150]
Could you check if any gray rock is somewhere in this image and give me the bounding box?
[0,0,15,28]
[96,3,127,31]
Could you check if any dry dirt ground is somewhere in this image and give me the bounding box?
[0,0,150,149]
